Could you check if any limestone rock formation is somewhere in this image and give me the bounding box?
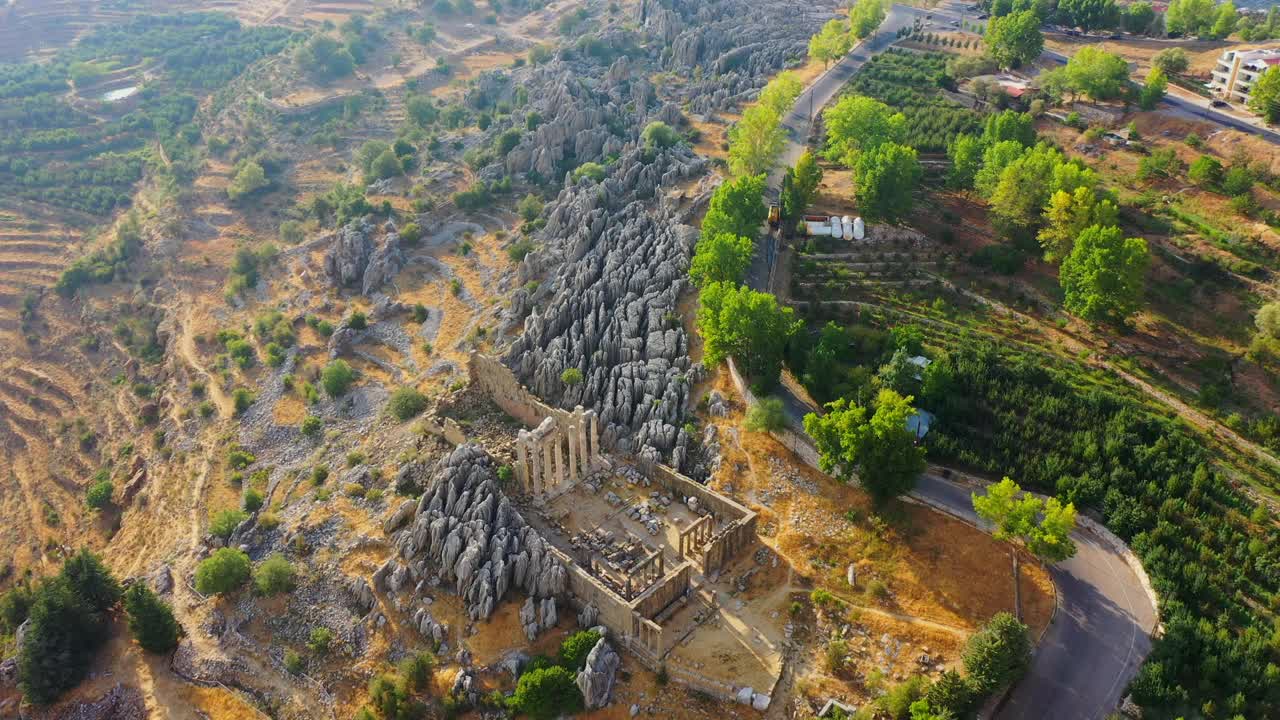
[322,218,405,295]
[576,638,622,709]
[389,444,568,625]
[502,147,708,468]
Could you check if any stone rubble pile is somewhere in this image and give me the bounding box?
[385,444,568,635]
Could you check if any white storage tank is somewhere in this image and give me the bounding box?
[853,216,865,240]
[841,215,853,240]
[830,216,841,237]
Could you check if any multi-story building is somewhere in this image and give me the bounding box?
[1209,48,1280,105]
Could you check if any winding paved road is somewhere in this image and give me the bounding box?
[743,7,1161,716]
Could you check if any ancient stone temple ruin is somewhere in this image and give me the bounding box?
[513,407,601,495]
[467,353,778,705]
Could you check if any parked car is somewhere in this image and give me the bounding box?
[1210,99,1231,109]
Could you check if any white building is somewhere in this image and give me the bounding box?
[1209,48,1280,105]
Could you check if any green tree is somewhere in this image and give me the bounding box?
[558,629,602,669]
[123,583,181,654]
[1064,46,1131,101]
[696,283,801,386]
[690,232,754,286]
[1188,154,1224,188]
[406,95,438,125]
[1139,66,1167,110]
[962,612,1032,696]
[642,121,681,149]
[853,142,922,221]
[803,388,926,506]
[781,151,824,225]
[367,147,404,182]
[18,578,108,705]
[60,549,120,613]
[759,71,803,117]
[296,35,355,81]
[322,359,356,396]
[809,19,852,68]
[1059,224,1148,322]
[1122,1,1156,33]
[0,583,33,632]
[729,103,785,176]
[227,160,269,201]
[86,478,113,509]
[388,386,428,420]
[254,554,296,596]
[908,699,955,720]
[508,666,584,720]
[560,367,583,385]
[972,477,1078,561]
[1152,47,1189,76]
[1038,186,1117,262]
[973,140,1026,197]
[1247,66,1280,124]
[946,134,984,188]
[822,95,906,167]
[983,110,1036,147]
[988,144,1071,235]
[195,548,252,596]
[1165,0,1216,36]
[1209,0,1237,39]
[700,174,768,241]
[925,670,974,717]
[1056,0,1119,31]
[518,193,544,222]
[849,0,887,39]
[985,10,1044,69]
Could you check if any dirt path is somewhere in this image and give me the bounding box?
[177,305,234,418]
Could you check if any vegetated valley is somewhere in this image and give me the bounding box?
[1,0,1280,719]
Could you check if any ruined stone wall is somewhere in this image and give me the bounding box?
[550,546,636,635]
[631,562,692,621]
[646,462,757,574]
[470,351,564,428]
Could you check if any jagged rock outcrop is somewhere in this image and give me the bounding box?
[503,146,708,466]
[346,577,376,614]
[47,684,147,720]
[640,0,838,114]
[519,595,559,641]
[576,638,622,709]
[322,218,405,295]
[389,444,567,625]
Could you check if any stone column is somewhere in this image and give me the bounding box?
[516,435,530,491]
[587,410,600,462]
[529,436,543,495]
[574,406,590,473]
[567,426,579,482]
[542,437,555,490]
[554,432,566,488]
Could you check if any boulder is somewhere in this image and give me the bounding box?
[575,638,622,709]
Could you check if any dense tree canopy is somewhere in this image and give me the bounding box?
[823,94,906,167]
[700,174,768,241]
[123,583,181,654]
[1059,224,1148,322]
[804,388,926,505]
[1248,66,1280,124]
[809,19,853,67]
[972,477,1078,561]
[849,0,887,39]
[689,232,754,286]
[853,142,922,221]
[984,10,1044,69]
[697,282,801,386]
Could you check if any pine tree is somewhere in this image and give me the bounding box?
[123,583,181,654]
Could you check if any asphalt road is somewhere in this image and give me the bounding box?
[915,474,1158,720]
[745,7,1161,715]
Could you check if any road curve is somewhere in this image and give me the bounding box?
[915,474,1158,720]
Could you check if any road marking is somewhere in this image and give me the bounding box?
[1093,530,1141,708]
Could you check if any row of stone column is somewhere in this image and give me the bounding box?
[513,406,600,495]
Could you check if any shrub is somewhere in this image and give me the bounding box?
[210,509,249,539]
[344,482,367,498]
[346,311,368,330]
[85,479,113,509]
[0,584,34,632]
[571,162,606,183]
[255,554,296,596]
[301,415,323,438]
[123,583,180,654]
[232,388,255,415]
[284,649,304,674]
[642,121,680,149]
[962,612,1031,696]
[308,627,334,654]
[243,488,264,513]
[508,666,584,720]
[412,303,429,323]
[744,397,787,432]
[195,548,251,595]
[264,342,286,367]
[322,360,357,397]
[560,368,583,386]
[1188,155,1223,188]
[258,513,281,531]
[398,651,435,692]
[558,630,601,670]
[507,238,535,262]
[311,465,330,485]
[497,465,514,484]
[17,576,109,704]
[388,387,429,420]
